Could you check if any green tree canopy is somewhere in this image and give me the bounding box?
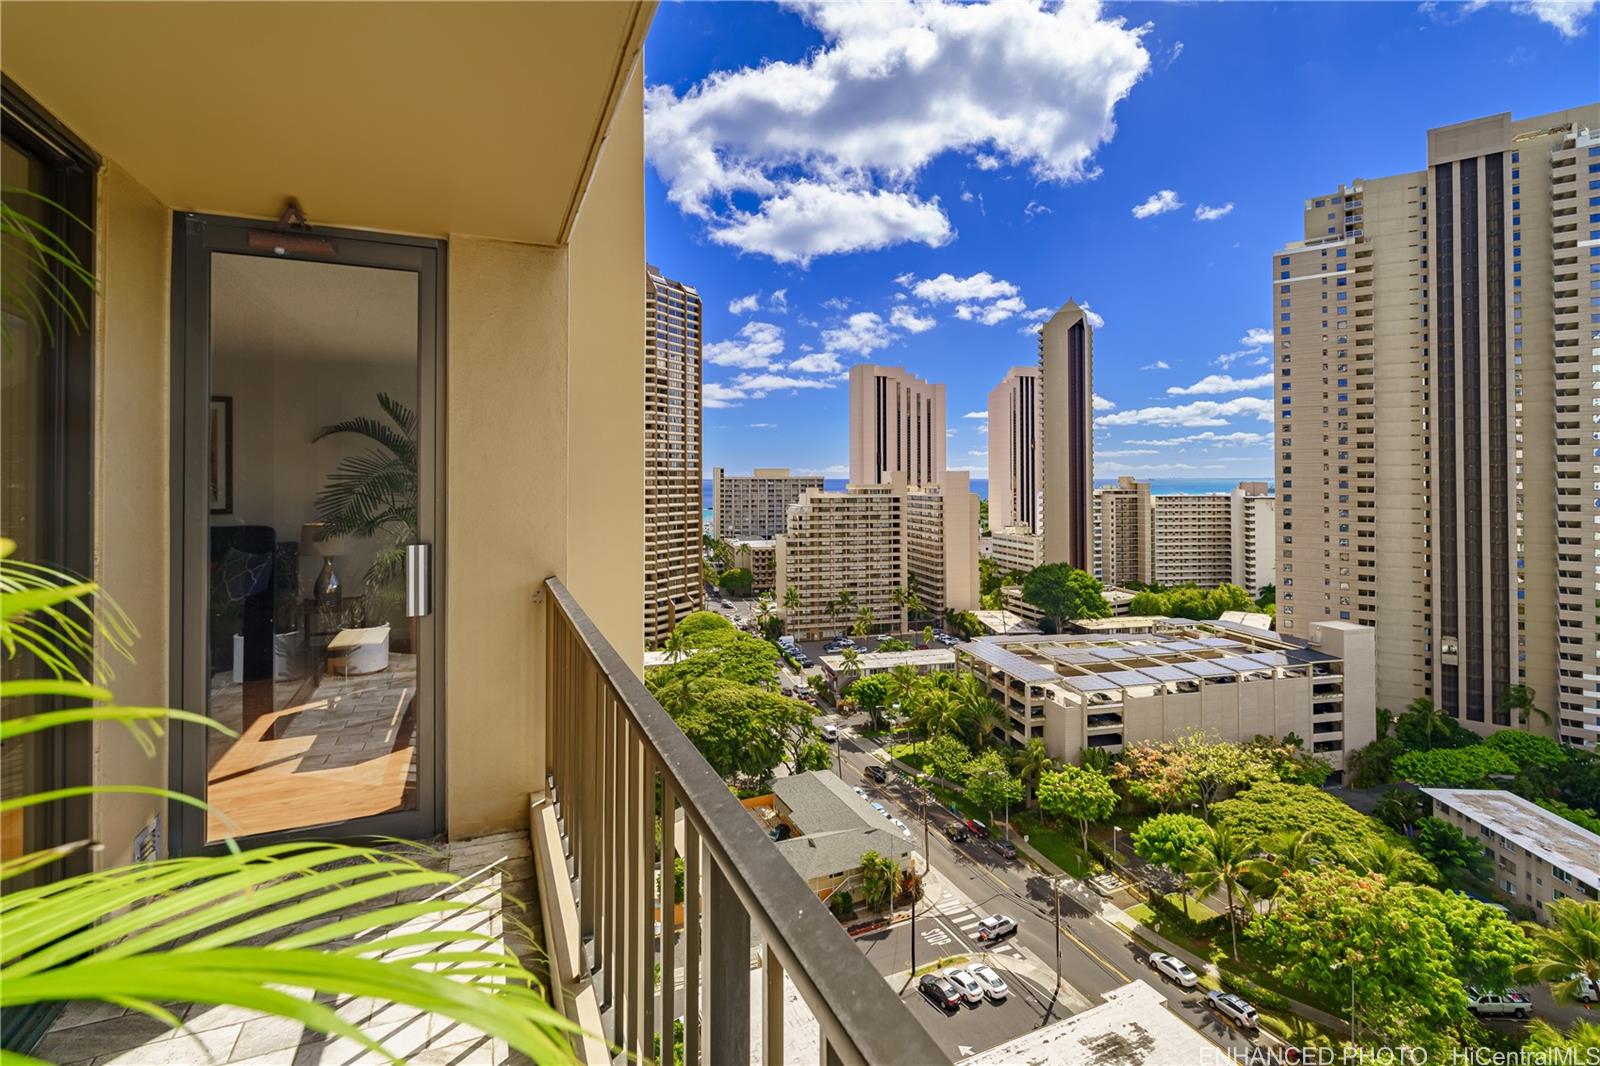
[1130,812,1209,875]
[1036,763,1118,852]
[923,734,974,783]
[857,850,899,912]
[646,629,781,692]
[1213,782,1389,854]
[964,749,1024,826]
[1020,564,1110,628]
[1393,746,1519,788]
[1414,818,1492,883]
[1516,899,1600,1004]
[847,674,895,729]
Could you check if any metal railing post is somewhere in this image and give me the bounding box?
[707,861,751,1065]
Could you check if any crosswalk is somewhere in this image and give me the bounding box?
[931,898,1023,959]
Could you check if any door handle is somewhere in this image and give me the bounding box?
[406,543,432,618]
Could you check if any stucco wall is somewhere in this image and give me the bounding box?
[444,236,568,838]
[567,61,646,673]
[93,161,172,866]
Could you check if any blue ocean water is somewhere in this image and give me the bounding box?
[700,476,1270,521]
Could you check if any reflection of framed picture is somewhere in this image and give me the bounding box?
[209,396,233,515]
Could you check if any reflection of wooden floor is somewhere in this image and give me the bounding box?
[206,657,417,840]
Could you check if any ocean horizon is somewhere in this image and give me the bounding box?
[701,476,1272,521]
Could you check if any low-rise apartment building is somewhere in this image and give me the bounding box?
[1422,788,1600,920]
[710,466,823,539]
[989,525,1046,575]
[819,647,955,686]
[729,538,776,592]
[954,618,1375,770]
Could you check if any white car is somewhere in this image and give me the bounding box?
[852,786,868,799]
[1573,973,1599,1003]
[1206,991,1259,1030]
[975,914,1017,942]
[943,967,984,1005]
[1148,952,1198,989]
[966,962,1009,1002]
[820,723,839,741]
[889,817,912,838]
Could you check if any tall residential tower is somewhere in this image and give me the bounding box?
[848,365,946,488]
[644,265,703,646]
[1040,301,1095,571]
[988,366,1043,535]
[1274,105,1600,745]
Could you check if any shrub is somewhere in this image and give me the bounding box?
[829,890,854,919]
[1217,967,1291,1011]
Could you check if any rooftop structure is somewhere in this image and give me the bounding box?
[956,618,1375,768]
[961,981,1221,1066]
[1421,788,1600,912]
[818,647,955,683]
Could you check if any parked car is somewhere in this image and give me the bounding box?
[870,802,888,818]
[866,764,888,784]
[966,962,1009,1002]
[1466,988,1532,1019]
[975,914,1017,942]
[964,818,989,838]
[1148,952,1198,989]
[1573,973,1599,1003]
[889,817,911,838]
[943,968,984,1005]
[918,973,962,1012]
[852,786,868,799]
[820,724,839,741]
[1206,991,1259,1030]
[988,837,1018,860]
[942,821,970,842]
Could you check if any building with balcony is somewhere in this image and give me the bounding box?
[730,538,777,593]
[1422,788,1600,919]
[989,525,1046,575]
[954,619,1376,770]
[645,265,704,646]
[711,467,824,540]
[0,6,947,1063]
[1097,476,1153,587]
[988,366,1042,535]
[848,364,946,488]
[905,470,981,619]
[1273,105,1600,747]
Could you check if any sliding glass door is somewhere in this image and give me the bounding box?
[172,216,442,850]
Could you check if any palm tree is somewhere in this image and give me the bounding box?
[850,604,874,637]
[1242,828,1320,903]
[840,646,862,682]
[887,664,921,733]
[755,592,774,624]
[1337,838,1435,885]
[1013,739,1053,809]
[905,590,925,623]
[313,392,418,611]
[662,627,691,663]
[1401,696,1455,750]
[968,698,1004,751]
[1499,684,1549,726]
[1190,824,1255,961]
[1515,900,1600,1004]
[920,625,934,648]
[857,850,899,913]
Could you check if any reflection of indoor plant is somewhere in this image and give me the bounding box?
[312,393,417,621]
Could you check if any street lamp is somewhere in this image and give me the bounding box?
[1112,824,1123,865]
[1052,875,1063,997]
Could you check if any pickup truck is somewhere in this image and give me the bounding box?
[1465,988,1532,1019]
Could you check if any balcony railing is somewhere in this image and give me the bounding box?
[539,578,948,1066]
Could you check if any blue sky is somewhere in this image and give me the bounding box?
[643,0,1599,480]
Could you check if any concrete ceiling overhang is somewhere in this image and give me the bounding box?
[1,1,652,245]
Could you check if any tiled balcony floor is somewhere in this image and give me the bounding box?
[37,832,542,1066]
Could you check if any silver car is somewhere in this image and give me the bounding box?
[1206,990,1259,1029]
[966,962,1009,1002]
[943,967,984,1005]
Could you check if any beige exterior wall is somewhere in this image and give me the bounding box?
[1230,485,1276,597]
[711,467,822,539]
[1040,302,1094,570]
[731,539,777,593]
[848,364,946,488]
[1098,477,1152,586]
[906,470,980,616]
[776,481,907,641]
[988,366,1042,534]
[643,264,703,647]
[91,162,173,868]
[1152,493,1231,588]
[990,526,1045,574]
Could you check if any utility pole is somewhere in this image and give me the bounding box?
[1053,876,1062,996]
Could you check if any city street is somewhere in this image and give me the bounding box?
[818,708,1264,1061]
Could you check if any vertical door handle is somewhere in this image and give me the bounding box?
[406,543,432,618]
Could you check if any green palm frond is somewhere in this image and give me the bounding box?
[1,188,95,351]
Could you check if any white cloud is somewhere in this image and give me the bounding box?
[900,271,1020,303]
[890,305,937,333]
[1250,355,1270,367]
[1097,396,1273,427]
[704,321,786,369]
[1423,0,1596,37]
[1093,394,1116,411]
[1132,189,1182,219]
[1168,41,1185,64]
[732,371,837,397]
[749,422,777,428]
[1020,322,1043,336]
[977,423,989,434]
[645,1,1152,263]
[1025,200,1053,220]
[1240,327,1273,348]
[1127,431,1270,447]
[728,293,761,314]
[797,463,850,477]
[1194,202,1234,221]
[955,295,1026,325]
[769,288,789,313]
[822,311,892,355]
[1081,303,1105,330]
[1022,306,1054,321]
[1166,372,1273,396]
[789,351,845,374]
[962,410,987,419]
[1098,448,1160,458]
[1139,359,1170,371]
[704,382,746,409]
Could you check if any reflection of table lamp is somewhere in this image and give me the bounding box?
[301,523,349,607]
